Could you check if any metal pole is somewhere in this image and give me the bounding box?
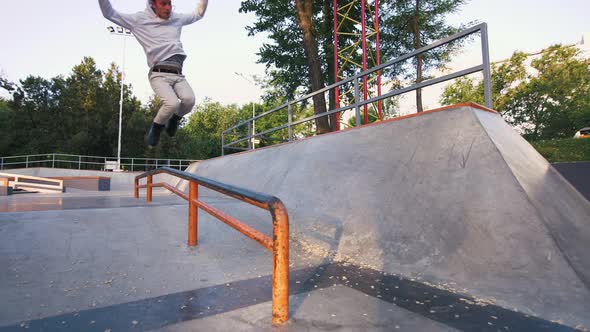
[271,201,290,325]
[375,0,383,120]
[52,154,55,168]
[78,155,81,170]
[481,24,493,109]
[252,103,256,150]
[0,157,3,170]
[248,122,252,150]
[117,37,126,171]
[234,72,258,150]
[188,182,198,246]
[26,156,29,168]
[131,158,134,172]
[361,0,369,125]
[147,175,153,202]
[221,133,225,156]
[288,104,293,141]
[354,77,361,127]
[333,0,340,131]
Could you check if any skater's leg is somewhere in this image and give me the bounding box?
[147,73,179,146]
[149,73,181,124]
[173,76,196,117]
[164,76,195,137]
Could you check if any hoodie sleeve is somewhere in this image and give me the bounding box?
[178,0,208,25]
[98,0,136,29]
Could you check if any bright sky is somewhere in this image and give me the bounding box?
[0,0,588,107]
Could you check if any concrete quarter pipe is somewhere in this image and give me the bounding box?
[185,103,590,328]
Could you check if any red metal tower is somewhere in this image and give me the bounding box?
[334,0,382,130]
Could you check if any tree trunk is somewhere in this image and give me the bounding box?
[413,0,423,112]
[295,0,331,134]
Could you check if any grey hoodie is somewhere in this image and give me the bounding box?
[99,0,207,68]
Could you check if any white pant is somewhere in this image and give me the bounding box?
[149,72,196,125]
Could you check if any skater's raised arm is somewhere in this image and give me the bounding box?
[98,0,136,29]
[178,0,208,25]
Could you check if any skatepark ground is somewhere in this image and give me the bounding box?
[1,104,588,331]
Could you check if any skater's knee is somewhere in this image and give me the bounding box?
[162,98,181,110]
[181,95,195,108]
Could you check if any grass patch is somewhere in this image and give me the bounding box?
[531,138,590,163]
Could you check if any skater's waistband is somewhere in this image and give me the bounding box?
[151,66,182,74]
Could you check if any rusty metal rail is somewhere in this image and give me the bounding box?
[134,167,289,325]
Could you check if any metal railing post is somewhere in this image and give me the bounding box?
[133,167,291,325]
[271,201,290,325]
[288,104,293,141]
[52,154,55,168]
[248,122,253,150]
[78,155,82,170]
[221,132,225,156]
[354,77,361,127]
[481,23,493,109]
[26,156,29,168]
[188,181,199,246]
[131,158,134,172]
[147,175,153,202]
[0,157,3,170]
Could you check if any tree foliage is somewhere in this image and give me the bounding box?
[441,44,590,140]
[0,57,153,158]
[0,57,317,162]
[180,99,246,159]
[240,0,470,120]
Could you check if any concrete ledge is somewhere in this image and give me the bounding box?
[0,177,10,196]
[50,176,111,191]
[0,186,12,196]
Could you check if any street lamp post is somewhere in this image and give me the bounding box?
[235,72,258,150]
[107,25,133,171]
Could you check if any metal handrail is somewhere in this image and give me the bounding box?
[0,153,198,172]
[222,23,492,155]
[134,167,290,325]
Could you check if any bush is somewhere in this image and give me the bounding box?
[531,138,590,163]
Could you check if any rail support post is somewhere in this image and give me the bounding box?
[188,181,198,246]
[271,201,290,325]
[147,175,153,202]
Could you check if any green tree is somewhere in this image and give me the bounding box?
[6,75,67,155]
[181,99,244,159]
[0,98,14,155]
[240,0,333,134]
[441,45,590,140]
[1,57,152,159]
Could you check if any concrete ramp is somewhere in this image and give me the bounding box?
[183,103,590,327]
